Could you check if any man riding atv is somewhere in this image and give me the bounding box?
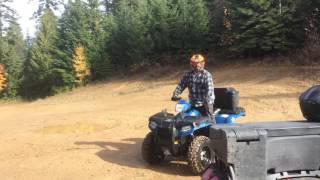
[172,54,215,120]
[141,54,245,174]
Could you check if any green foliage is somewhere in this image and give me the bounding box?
[50,46,75,93]
[33,0,63,19]
[108,0,152,70]
[205,0,225,49]
[21,9,59,98]
[56,0,112,83]
[0,0,319,99]
[96,14,115,78]
[0,1,25,98]
[103,0,120,14]
[147,0,171,54]
[86,0,112,80]
[169,0,209,53]
[1,20,25,97]
[0,0,15,65]
[222,0,305,57]
[0,0,15,33]
[53,0,90,90]
[58,0,91,56]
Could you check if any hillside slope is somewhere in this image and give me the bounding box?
[0,64,319,180]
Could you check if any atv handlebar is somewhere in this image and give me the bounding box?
[171,96,181,101]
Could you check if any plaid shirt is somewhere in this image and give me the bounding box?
[173,69,215,105]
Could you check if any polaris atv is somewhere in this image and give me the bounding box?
[141,87,245,174]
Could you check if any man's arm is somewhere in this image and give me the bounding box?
[206,73,215,105]
[172,73,188,98]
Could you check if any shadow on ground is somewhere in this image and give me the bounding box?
[75,138,195,176]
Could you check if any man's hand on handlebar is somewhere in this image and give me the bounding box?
[171,96,181,101]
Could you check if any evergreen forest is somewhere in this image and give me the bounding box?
[0,0,319,99]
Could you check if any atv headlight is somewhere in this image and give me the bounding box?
[181,125,192,132]
[175,103,184,113]
[149,121,157,129]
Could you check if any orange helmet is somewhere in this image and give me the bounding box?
[190,54,205,67]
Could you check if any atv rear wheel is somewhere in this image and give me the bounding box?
[141,132,164,164]
[188,135,215,174]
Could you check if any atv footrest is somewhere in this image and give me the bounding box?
[209,121,320,180]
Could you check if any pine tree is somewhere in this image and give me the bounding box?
[0,0,15,34]
[0,1,24,98]
[103,0,120,14]
[169,0,209,54]
[21,9,59,98]
[53,0,93,90]
[72,44,90,85]
[53,0,112,90]
[147,0,170,55]
[222,0,305,57]
[109,0,152,70]
[33,0,63,19]
[300,1,320,62]
[1,19,26,97]
[204,0,225,49]
[86,0,112,80]
[58,0,91,55]
[0,0,15,64]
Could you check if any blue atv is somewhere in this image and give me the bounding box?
[141,87,245,174]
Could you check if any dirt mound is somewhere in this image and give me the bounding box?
[0,63,318,180]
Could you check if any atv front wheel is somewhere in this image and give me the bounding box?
[141,132,164,164]
[187,135,215,174]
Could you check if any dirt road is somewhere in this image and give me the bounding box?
[0,64,319,180]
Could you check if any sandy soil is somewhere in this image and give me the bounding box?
[0,64,319,180]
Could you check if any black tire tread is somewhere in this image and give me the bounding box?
[141,132,163,164]
[187,135,211,174]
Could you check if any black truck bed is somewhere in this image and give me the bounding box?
[209,121,320,180]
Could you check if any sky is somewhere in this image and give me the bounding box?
[8,0,38,38]
[8,0,66,39]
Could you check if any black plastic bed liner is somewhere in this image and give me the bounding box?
[209,121,320,180]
